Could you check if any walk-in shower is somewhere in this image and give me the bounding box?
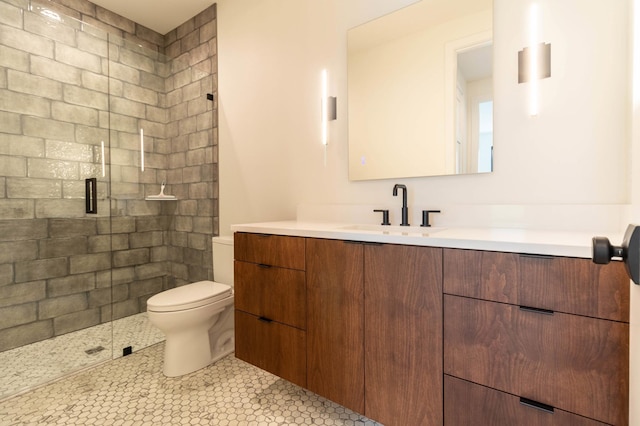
[0,0,217,399]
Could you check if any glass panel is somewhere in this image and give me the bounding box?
[0,0,113,398]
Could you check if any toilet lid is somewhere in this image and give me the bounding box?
[147,281,232,312]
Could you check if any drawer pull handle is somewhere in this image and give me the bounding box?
[258,264,272,269]
[519,397,554,414]
[258,316,273,323]
[519,306,554,315]
[520,253,554,260]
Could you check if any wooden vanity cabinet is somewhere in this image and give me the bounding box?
[234,233,307,387]
[443,248,629,426]
[306,238,365,414]
[364,244,443,426]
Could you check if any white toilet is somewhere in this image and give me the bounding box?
[147,236,235,377]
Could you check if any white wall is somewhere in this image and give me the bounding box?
[218,0,630,235]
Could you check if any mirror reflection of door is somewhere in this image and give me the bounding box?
[456,43,493,174]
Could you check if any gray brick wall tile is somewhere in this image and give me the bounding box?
[40,236,87,258]
[48,272,95,297]
[0,320,52,352]
[0,1,22,28]
[75,124,109,145]
[134,263,166,281]
[0,25,54,58]
[53,307,100,335]
[111,299,138,320]
[0,219,48,242]
[0,240,37,263]
[112,267,135,286]
[76,31,108,58]
[23,116,75,140]
[27,158,79,180]
[63,84,108,110]
[88,235,111,253]
[0,200,36,220]
[110,97,145,119]
[140,71,165,92]
[55,42,102,73]
[50,218,97,237]
[39,293,87,319]
[108,113,138,133]
[193,217,212,234]
[0,89,51,117]
[0,264,13,286]
[8,69,63,100]
[52,101,99,126]
[0,45,28,72]
[112,248,149,267]
[81,70,109,93]
[35,199,88,219]
[123,82,158,105]
[7,178,62,199]
[30,56,82,85]
[189,182,209,199]
[0,281,46,308]
[95,6,135,33]
[185,148,207,166]
[109,62,140,85]
[119,48,155,73]
[129,277,162,298]
[174,216,192,232]
[24,13,76,45]
[126,200,161,217]
[69,252,111,274]
[129,231,163,248]
[15,258,67,283]
[0,155,27,177]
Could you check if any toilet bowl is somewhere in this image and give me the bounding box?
[147,237,235,377]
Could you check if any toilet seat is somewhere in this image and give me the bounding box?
[147,281,232,312]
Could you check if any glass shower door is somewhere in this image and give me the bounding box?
[0,0,114,399]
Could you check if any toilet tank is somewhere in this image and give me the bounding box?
[212,236,234,287]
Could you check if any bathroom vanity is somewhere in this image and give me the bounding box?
[232,222,629,426]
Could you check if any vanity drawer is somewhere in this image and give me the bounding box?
[234,261,306,329]
[234,232,305,270]
[444,375,608,426]
[234,310,306,388]
[443,295,629,425]
[443,248,629,321]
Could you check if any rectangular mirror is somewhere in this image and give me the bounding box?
[348,0,493,180]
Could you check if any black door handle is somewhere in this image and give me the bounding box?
[85,178,97,214]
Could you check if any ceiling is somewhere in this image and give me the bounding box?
[89,0,215,35]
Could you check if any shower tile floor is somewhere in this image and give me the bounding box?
[0,343,382,426]
[0,313,165,400]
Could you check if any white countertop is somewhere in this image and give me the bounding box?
[231,221,625,259]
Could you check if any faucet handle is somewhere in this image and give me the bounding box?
[421,210,441,227]
[373,209,390,226]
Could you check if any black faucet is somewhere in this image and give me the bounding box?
[392,184,409,226]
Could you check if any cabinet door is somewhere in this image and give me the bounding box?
[444,375,609,426]
[234,233,305,270]
[235,310,306,388]
[234,261,306,329]
[306,238,364,414]
[444,295,629,425]
[364,244,443,426]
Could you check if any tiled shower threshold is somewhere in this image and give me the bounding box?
[0,312,164,401]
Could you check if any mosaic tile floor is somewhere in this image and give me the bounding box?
[0,313,164,400]
[0,343,382,426]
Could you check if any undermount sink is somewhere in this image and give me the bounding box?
[340,224,446,236]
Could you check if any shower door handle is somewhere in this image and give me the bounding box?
[85,178,97,214]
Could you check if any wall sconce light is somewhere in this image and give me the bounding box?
[140,128,145,171]
[518,3,550,116]
[321,69,337,147]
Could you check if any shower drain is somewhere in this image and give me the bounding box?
[85,346,105,355]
